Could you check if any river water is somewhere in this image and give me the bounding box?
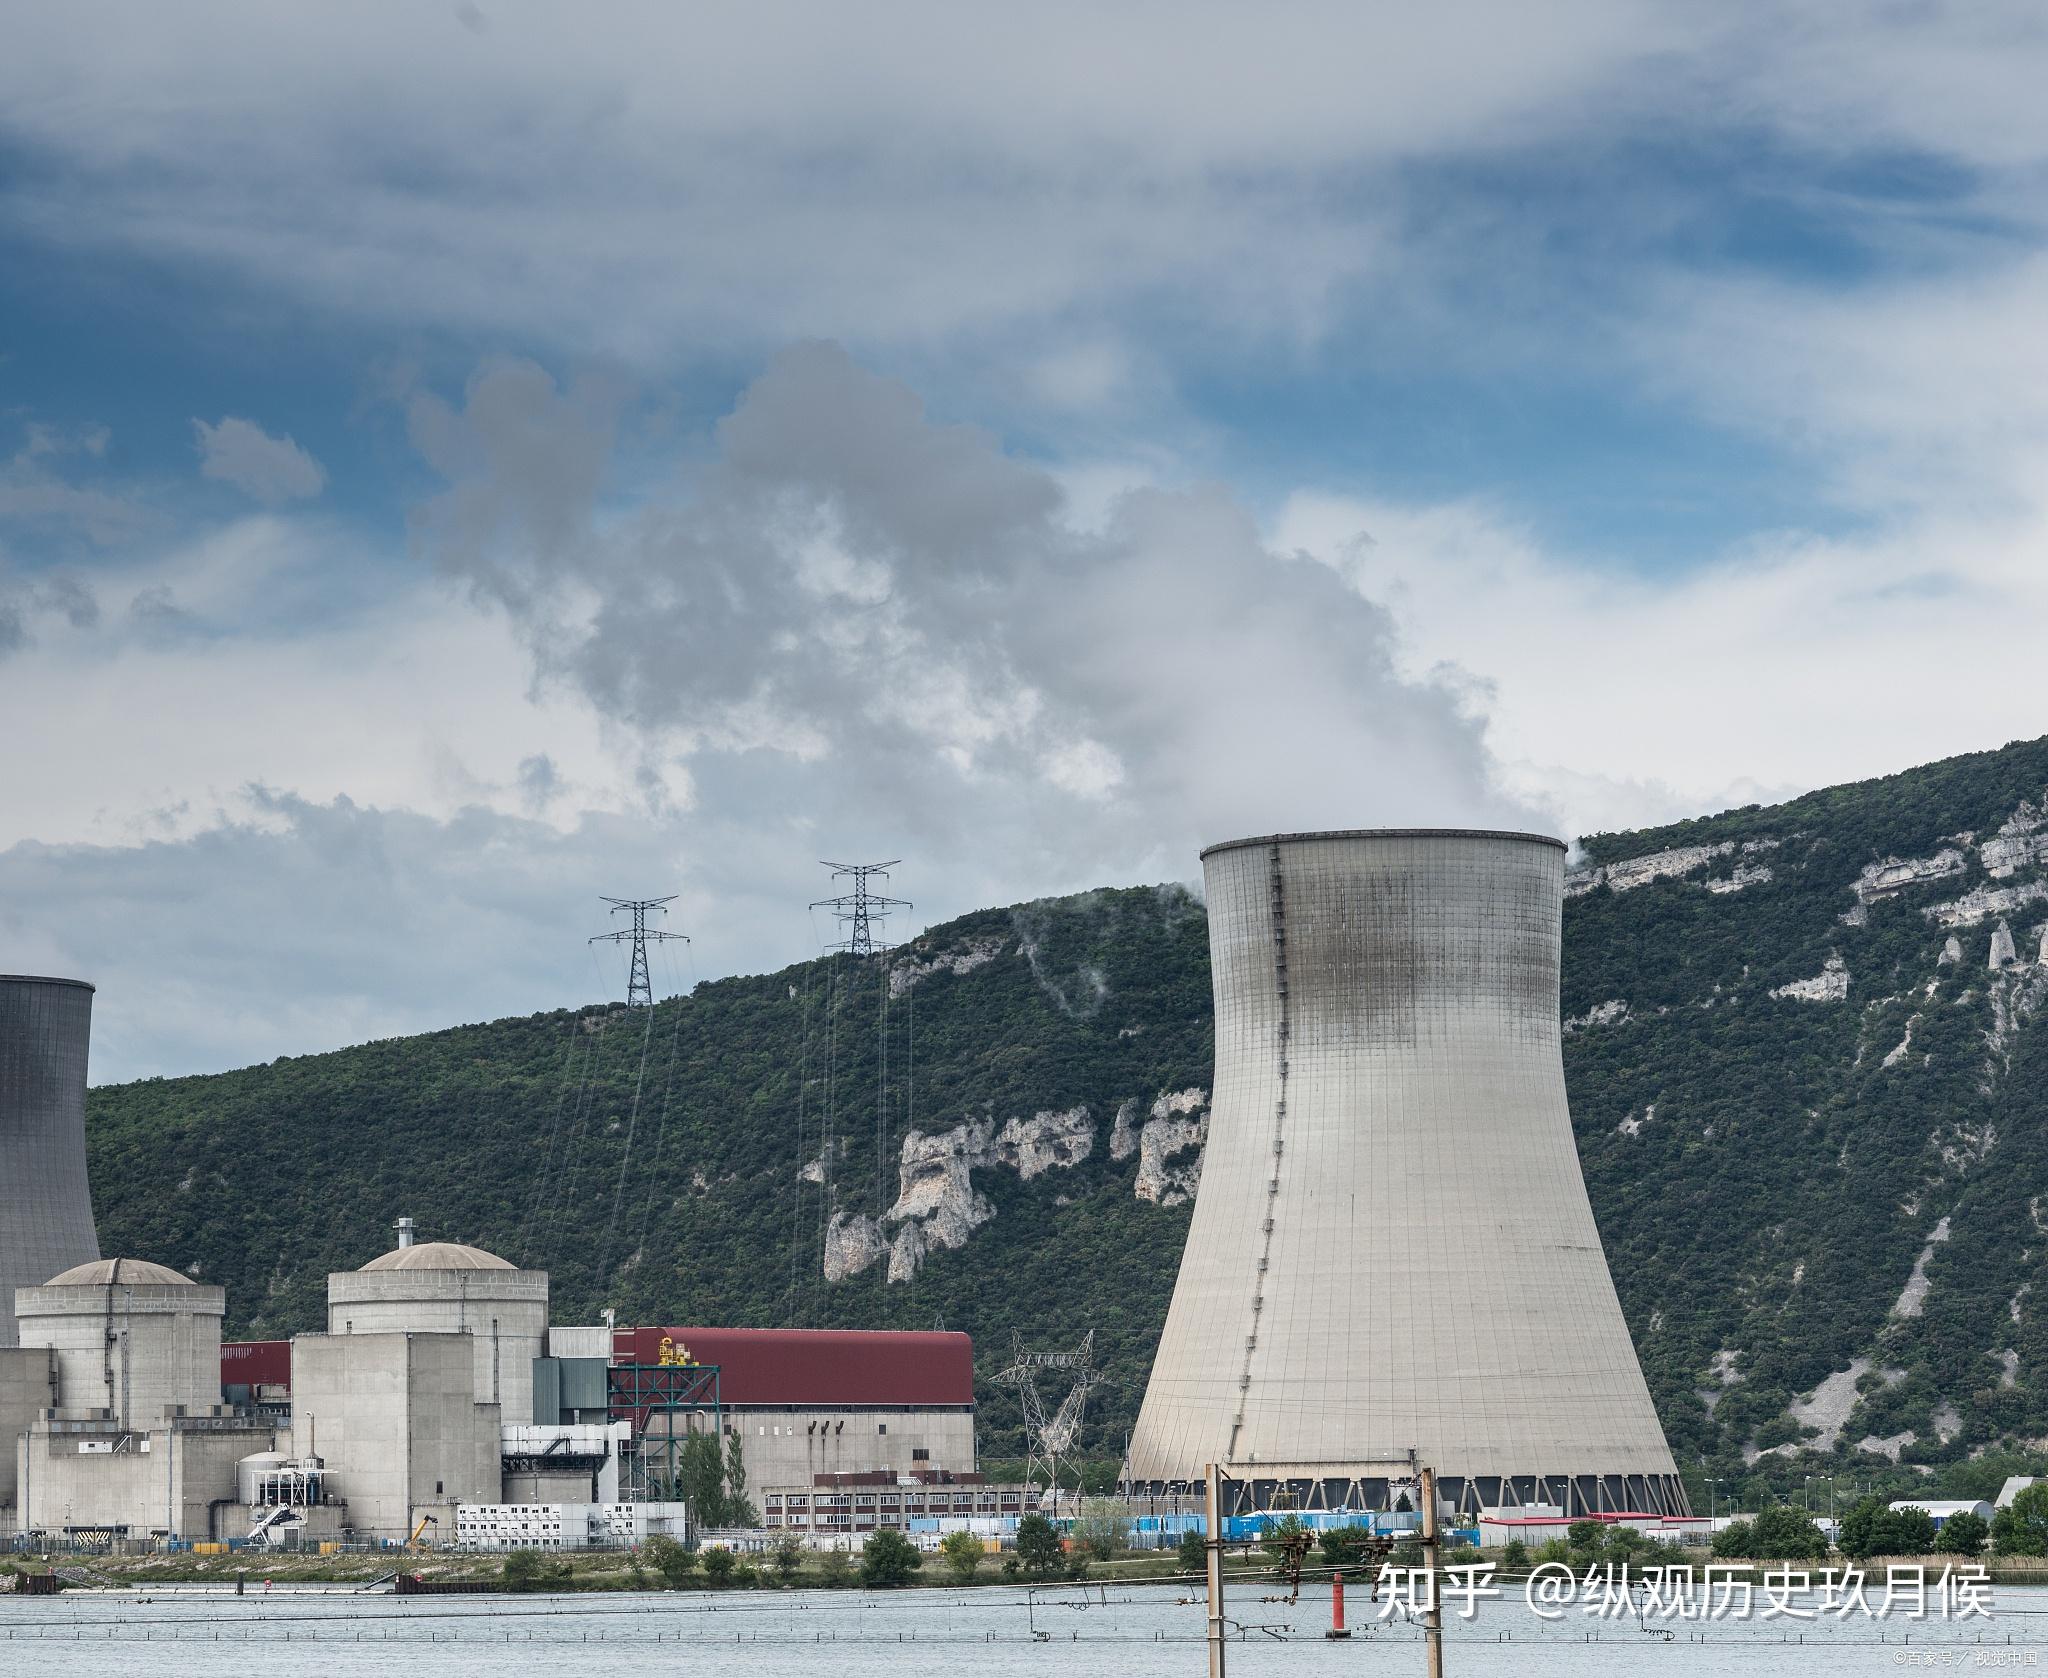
[5,1578,2045,1674]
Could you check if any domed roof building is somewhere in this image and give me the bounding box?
[45,1257,194,1287]
[324,1219,549,1426]
[14,1254,224,1428]
[359,1241,514,1274]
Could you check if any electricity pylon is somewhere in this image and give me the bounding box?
[591,896,689,1007]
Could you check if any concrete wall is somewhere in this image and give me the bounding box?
[15,1283,224,1426]
[326,1270,547,1426]
[700,1407,977,1491]
[0,977,100,1348]
[503,1467,600,1503]
[1128,830,1683,1511]
[0,1346,56,1522]
[291,1332,500,1543]
[16,1421,269,1538]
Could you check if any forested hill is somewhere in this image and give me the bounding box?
[87,734,2048,1487]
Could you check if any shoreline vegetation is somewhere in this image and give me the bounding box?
[23,1544,2048,1596]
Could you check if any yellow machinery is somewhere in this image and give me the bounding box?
[405,1513,440,1551]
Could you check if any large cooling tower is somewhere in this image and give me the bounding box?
[0,976,101,1348]
[1127,831,1684,1516]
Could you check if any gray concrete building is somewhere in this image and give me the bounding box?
[16,1259,224,1429]
[326,1226,548,1426]
[0,977,101,1348]
[9,1258,268,1539]
[290,1331,501,1544]
[0,1345,56,1518]
[1127,830,1685,1516]
[599,1326,977,1495]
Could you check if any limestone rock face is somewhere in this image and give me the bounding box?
[1564,999,1629,1035]
[1926,880,2048,929]
[1992,921,2019,971]
[1982,802,2048,878]
[824,1107,1100,1283]
[1135,1118,1206,1205]
[1771,954,1849,1003]
[1108,1099,1142,1161]
[1134,1090,1209,1206]
[995,1106,1093,1180]
[887,1122,999,1268]
[889,936,1007,998]
[1855,850,1968,904]
[1567,842,1733,898]
[822,1212,888,1282]
[888,1124,989,1221]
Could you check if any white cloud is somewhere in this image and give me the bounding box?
[0,793,690,1083]
[0,515,621,851]
[1273,488,2048,839]
[409,344,1528,859]
[1,347,1541,1078]
[192,416,326,503]
[0,423,152,547]
[0,3,1708,365]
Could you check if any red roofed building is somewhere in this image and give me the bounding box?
[605,1325,977,1491]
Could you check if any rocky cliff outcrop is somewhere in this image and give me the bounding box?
[1855,849,1968,904]
[1133,1089,1208,1206]
[1770,953,1848,1003]
[823,1106,1101,1283]
[889,936,1007,997]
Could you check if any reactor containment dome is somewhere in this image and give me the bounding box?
[326,1225,548,1426]
[1125,829,1685,1517]
[0,975,102,1349]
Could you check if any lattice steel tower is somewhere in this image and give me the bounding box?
[590,897,689,1008]
[811,862,910,956]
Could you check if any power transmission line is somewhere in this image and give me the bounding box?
[811,861,911,1220]
[590,895,690,1008]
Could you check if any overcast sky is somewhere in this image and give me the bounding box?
[6,2,2048,1081]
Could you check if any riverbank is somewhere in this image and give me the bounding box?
[22,1543,2037,1595]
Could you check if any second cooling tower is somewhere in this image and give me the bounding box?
[0,975,102,1348]
[1126,830,1684,1516]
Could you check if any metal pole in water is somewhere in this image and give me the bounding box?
[1205,1461,1226,1678]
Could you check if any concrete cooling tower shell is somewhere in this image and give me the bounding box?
[1126,831,1684,1516]
[0,976,101,1349]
